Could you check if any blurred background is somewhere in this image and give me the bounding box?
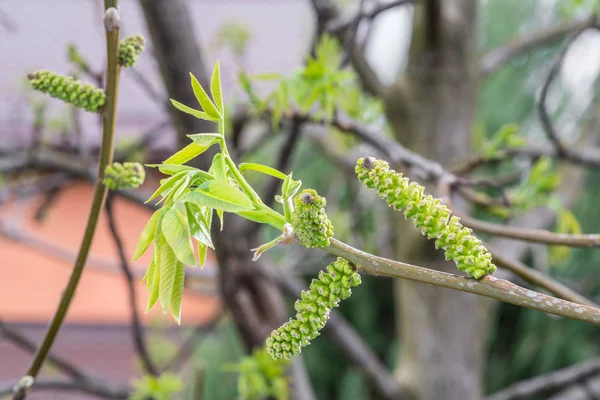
[2,0,600,399]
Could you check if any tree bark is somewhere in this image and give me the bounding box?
[384,1,485,399]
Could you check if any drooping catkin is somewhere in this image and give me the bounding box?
[356,157,496,279]
[266,258,361,360]
[28,70,105,112]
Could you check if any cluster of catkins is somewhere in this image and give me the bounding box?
[119,35,145,68]
[356,157,496,279]
[291,189,334,248]
[266,258,361,360]
[103,162,145,190]
[28,71,105,112]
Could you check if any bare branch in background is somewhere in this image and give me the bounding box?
[480,15,599,77]
[538,26,589,156]
[486,358,600,400]
[105,197,159,377]
[0,5,18,33]
[0,379,129,399]
[328,0,417,33]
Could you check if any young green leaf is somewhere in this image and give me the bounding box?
[239,163,287,180]
[145,171,188,203]
[185,202,214,249]
[157,236,180,313]
[170,99,219,122]
[141,257,156,289]
[209,153,228,181]
[197,242,208,268]
[187,133,221,148]
[146,256,160,312]
[132,209,162,261]
[185,180,254,212]
[170,262,185,324]
[210,61,224,114]
[235,209,285,231]
[162,208,197,266]
[163,139,217,165]
[146,164,197,176]
[190,73,221,120]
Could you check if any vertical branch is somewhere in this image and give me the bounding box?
[13,4,122,399]
[105,197,159,376]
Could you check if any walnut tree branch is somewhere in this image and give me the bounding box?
[480,15,598,77]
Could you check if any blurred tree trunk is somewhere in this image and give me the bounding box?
[384,1,486,399]
[138,0,288,351]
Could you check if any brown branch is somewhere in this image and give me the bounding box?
[105,197,159,377]
[485,358,600,400]
[486,244,596,307]
[455,210,600,248]
[327,238,600,326]
[480,15,599,77]
[328,0,417,33]
[0,379,129,399]
[538,26,590,155]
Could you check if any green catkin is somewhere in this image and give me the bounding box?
[266,258,361,360]
[119,35,145,68]
[291,189,334,248]
[356,157,496,279]
[28,70,105,112]
[103,162,145,190]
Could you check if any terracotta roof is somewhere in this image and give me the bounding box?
[0,181,221,326]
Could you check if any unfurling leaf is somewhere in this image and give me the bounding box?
[210,61,224,114]
[163,134,219,164]
[132,209,162,261]
[185,202,214,249]
[170,99,219,122]
[170,262,185,324]
[157,235,181,313]
[162,208,197,266]
[185,180,254,212]
[190,73,221,120]
[239,163,287,180]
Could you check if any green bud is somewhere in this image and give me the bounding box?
[103,162,145,190]
[28,70,105,112]
[291,189,334,248]
[119,35,145,68]
[266,258,361,360]
[356,157,496,279]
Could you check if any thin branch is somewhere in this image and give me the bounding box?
[538,26,590,155]
[0,321,85,381]
[486,244,596,307]
[327,238,600,325]
[454,210,600,248]
[1,379,129,400]
[14,5,123,398]
[328,0,417,33]
[485,358,600,400]
[480,15,598,77]
[105,197,159,377]
[340,0,367,68]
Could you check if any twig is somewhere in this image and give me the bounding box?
[327,238,600,325]
[105,197,159,377]
[485,358,600,400]
[538,27,588,156]
[486,244,596,307]
[480,15,598,77]
[454,210,600,248]
[14,4,123,398]
[328,0,417,33]
[339,0,367,68]
[0,379,129,399]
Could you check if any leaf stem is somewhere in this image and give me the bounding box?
[13,5,122,399]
